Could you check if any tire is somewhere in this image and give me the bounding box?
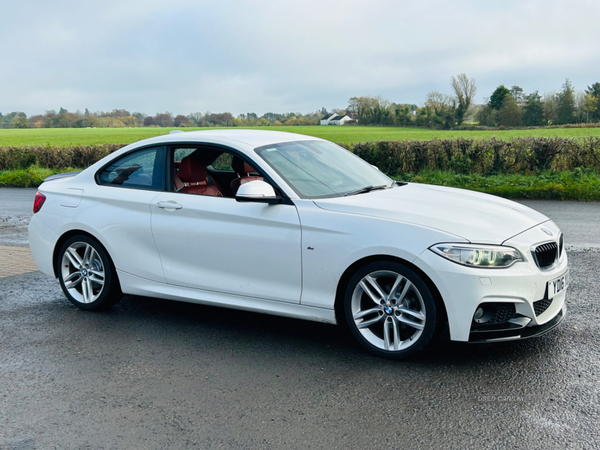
[57,235,122,310]
[344,261,438,359]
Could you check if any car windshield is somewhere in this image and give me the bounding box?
[255,140,393,199]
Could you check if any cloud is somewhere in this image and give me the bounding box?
[1,0,599,115]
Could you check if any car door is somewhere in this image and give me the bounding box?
[92,145,166,282]
[150,190,302,304]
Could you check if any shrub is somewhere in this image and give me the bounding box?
[0,144,123,171]
[0,166,79,187]
[350,137,600,176]
[1,137,600,176]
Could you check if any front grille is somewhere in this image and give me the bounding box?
[533,242,558,269]
[534,298,553,316]
[489,303,517,323]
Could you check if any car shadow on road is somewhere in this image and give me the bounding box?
[98,293,565,370]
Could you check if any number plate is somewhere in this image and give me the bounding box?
[547,270,569,298]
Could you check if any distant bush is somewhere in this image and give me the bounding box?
[454,123,600,131]
[0,166,80,187]
[0,144,123,171]
[559,122,600,128]
[350,137,600,176]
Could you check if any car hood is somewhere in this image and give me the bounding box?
[313,183,549,244]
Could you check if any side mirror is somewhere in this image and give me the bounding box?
[235,180,280,204]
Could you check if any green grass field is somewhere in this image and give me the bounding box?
[1,125,600,147]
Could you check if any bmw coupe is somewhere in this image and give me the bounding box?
[28,130,568,358]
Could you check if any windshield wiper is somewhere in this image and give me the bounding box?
[343,184,389,197]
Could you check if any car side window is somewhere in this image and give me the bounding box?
[209,153,233,171]
[174,148,196,162]
[98,147,165,190]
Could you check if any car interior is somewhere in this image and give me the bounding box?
[171,147,265,198]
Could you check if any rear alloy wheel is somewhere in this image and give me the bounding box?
[344,261,437,359]
[58,235,121,310]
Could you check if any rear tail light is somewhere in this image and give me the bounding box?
[33,192,46,213]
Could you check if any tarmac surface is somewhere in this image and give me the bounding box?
[0,245,37,278]
[0,188,36,248]
[1,187,599,449]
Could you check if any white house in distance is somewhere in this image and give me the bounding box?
[320,113,353,125]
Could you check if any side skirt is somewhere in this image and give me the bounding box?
[117,270,338,325]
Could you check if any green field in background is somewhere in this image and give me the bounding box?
[1,126,600,147]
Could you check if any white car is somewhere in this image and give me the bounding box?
[28,130,568,359]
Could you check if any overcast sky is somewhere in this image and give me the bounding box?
[1,0,599,116]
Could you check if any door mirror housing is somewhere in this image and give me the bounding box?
[235,180,280,204]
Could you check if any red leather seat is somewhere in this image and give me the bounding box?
[179,155,222,196]
[230,157,264,195]
[173,161,185,191]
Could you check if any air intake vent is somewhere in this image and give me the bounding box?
[534,298,553,316]
[533,242,558,269]
[489,303,517,323]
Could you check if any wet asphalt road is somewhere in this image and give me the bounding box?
[0,188,36,247]
[1,189,600,449]
[0,188,37,216]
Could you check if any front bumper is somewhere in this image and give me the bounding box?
[468,304,565,342]
[413,221,568,342]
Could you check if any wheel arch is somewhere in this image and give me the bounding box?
[52,229,118,285]
[334,254,447,328]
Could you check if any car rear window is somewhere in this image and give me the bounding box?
[98,147,165,190]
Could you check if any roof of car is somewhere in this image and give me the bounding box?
[137,129,320,149]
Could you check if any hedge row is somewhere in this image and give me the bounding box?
[348,137,600,176]
[0,144,123,171]
[1,137,600,175]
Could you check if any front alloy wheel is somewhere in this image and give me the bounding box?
[58,235,121,310]
[344,262,437,359]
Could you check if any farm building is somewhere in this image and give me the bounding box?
[320,113,353,125]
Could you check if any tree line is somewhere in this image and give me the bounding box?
[476,81,600,127]
[1,76,599,130]
[349,77,600,129]
[0,108,324,129]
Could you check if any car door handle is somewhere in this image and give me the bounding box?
[157,201,182,210]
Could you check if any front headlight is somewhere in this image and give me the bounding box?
[429,243,525,268]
